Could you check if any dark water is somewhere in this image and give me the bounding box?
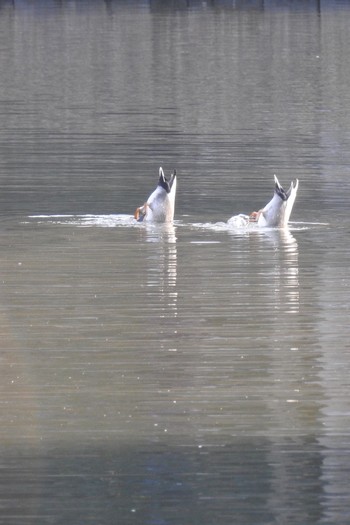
[0,1,350,524]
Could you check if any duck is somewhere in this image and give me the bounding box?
[228,175,299,228]
[134,167,177,223]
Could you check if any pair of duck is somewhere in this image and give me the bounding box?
[134,168,299,228]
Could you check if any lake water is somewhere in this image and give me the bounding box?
[0,1,350,524]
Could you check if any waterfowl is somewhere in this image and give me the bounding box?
[228,175,299,228]
[134,167,177,223]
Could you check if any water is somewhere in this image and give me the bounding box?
[0,1,350,524]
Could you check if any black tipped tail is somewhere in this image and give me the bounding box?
[274,175,288,201]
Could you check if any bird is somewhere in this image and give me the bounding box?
[134,167,177,223]
[228,175,299,228]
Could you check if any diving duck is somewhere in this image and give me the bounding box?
[134,167,177,223]
[228,175,299,228]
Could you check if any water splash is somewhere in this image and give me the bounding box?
[26,215,328,231]
[27,214,137,228]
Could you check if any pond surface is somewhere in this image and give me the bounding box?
[0,1,350,524]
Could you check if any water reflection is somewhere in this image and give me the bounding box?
[264,228,300,314]
[141,223,178,323]
[228,226,299,314]
[0,0,327,14]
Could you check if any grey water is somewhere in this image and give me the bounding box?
[0,1,350,524]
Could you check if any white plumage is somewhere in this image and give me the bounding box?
[228,175,299,228]
[134,167,177,223]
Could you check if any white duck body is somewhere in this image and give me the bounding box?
[227,175,299,229]
[257,175,299,227]
[135,167,177,223]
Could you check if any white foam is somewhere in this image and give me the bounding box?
[27,214,137,228]
[26,215,329,232]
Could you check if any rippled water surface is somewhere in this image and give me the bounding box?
[0,1,350,524]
